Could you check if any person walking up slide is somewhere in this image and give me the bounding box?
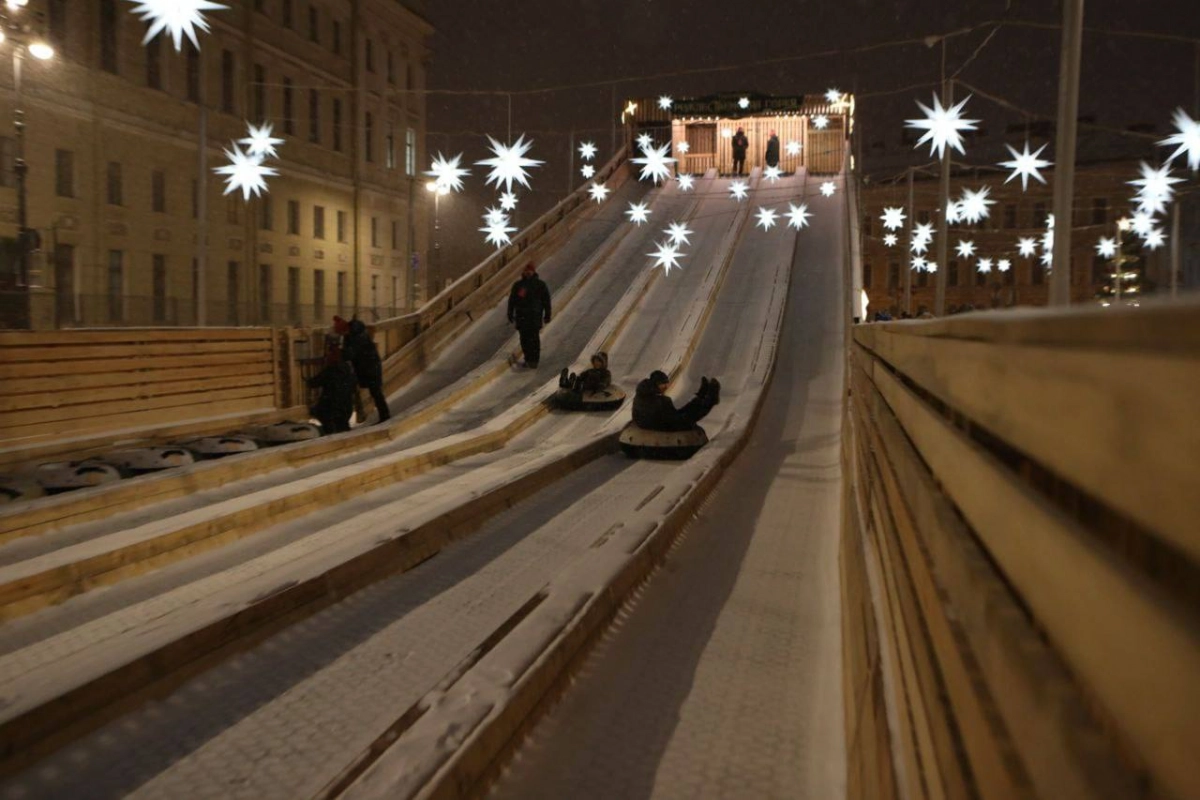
[507,262,552,368]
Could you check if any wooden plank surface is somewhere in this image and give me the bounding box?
[0,328,272,347]
[2,340,273,363]
[0,374,274,414]
[0,352,274,380]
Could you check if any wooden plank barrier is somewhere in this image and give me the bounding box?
[842,298,1200,800]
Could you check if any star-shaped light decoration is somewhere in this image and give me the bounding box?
[580,164,595,179]
[677,173,695,192]
[977,257,994,273]
[677,141,691,154]
[820,181,837,197]
[636,132,654,150]
[910,237,929,255]
[588,182,610,204]
[881,206,906,231]
[658,95,673,111]
[425,152,470,193]
[787,203,812,230]
[906,93,979,158]
[1144,228,1167,250]
[825,88,843,104]
[1130,211,1156,237]
[127,0,229,52]
[763,165,782,183]
[578,141,597,161]
[925,261,939,274]
[999,141,1052,191]
[665,221,693,247]
[945,200,964,225]
[626,202,650,226]
[883,233,898,247]
[785,140,802,156]
[1129,161,1184,216]
[911,255,928,271]
[997,258,1012,273]
[729,180,750,201]
[1095,236,1117,258]
[958,186,995,224]
[956,240,977,259]
[480,215,517,249]
[214,143,277,200]
[738,97,750,109]
[1017,237,1038,257]
[755,206,779,231]
[913,222,935,246]
[1160,107,1200,172]
[477,134,544,193]
[483,206,506,226]
[240,122,283,159]
[499,191,518,211]
[812,115,830,130]
[648,241,684,276]
[632,142,677,184]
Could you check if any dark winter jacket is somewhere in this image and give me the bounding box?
[632,378,697,432]
[765,135,780,167]
[341,320,383,387]
[731,132,749,159]
[577,352,612,393]
[507,273,552,329]
[308,361,357,423]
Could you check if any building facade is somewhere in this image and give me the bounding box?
[0,0,431,329]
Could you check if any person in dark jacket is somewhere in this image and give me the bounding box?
[341,318,391,423]
[507,262,552,368]
[308,339,357,435]
[765,129,780,169]
[731,127,749,176]
[631,370,720,432]
[559,352,612,394]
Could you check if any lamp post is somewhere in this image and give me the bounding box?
[425,180,448,297]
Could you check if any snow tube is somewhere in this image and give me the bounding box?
[33,461,123,492]
[100,447,196,472]
[178,435,260,458]
[0,476,45,504]
[552,385,627,412]
[617,422,709,460]
[245,421,322,444]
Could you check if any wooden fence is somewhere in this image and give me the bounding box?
[842,300,1200,800]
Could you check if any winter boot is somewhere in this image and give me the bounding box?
[707,378,721,406]
[559,368,570,388]
[697,377,710,398]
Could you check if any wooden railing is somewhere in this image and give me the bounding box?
[842,300,1200,800]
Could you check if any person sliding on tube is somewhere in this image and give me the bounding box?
[631,370,720,432]
[559,352,611,394]
[507,262,552,368]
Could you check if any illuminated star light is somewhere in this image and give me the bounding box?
[911,255,927,271]
[914,222,935,246]
[958,186,995,224]
[483,206,506,226]
[945,200,964,225]
[648,241,684,276]
[127,0,229,52]
[499,191,518,211]
[956,240,977,259]
[588,182,610,203]
[1160,107,1200,171]
[997,258,1012,273]
[676,141,691,154]
[1017,237,1038,258]
[665,221,693,247]
[1095,236,1117,259]
[1040,249,1054,268]
[1129,161,1184,215]
[636,132,654,150]
[626,202,650,226]
[476,134,544,193]
[881,206,906,231]
[999,141,1052,191]
[425,151,470,193]
[977,257,994,273]
[906,93,980,158]
[755,206,779,231]
[812,115,830,130]
[787,203,812,230]
[763,165,783,183]
[580,164,595,179]
[1144,228,1167,250]
[658,95,673,110]
[738,97,750,109]
[214,143,277,200]
[1130,211,1156,237]
[820,181,837,197]
[578,141,597,161]
[910,237,930,255]
[676,173,695,192]
[729,180,750,201]
[925,261,939,274]
[239,122,283,159]
[632,142,677,184]
[825,88,843,104]
[883,233,898,247]
[480,215,517,249]
[786,140,802,156]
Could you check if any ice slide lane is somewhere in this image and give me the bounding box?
[0,172,782,798]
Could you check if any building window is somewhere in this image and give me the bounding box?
[332,20,342,55]
[283,78,295,135]
[221,50,236,114]
[364,112,374,162]
[336,271,347,314]
[0,137,14,188]
[259,194,273,230]
[391,220,398,250]
[386,129,395,169]
[1091,253,1108,283]
[308,89,320,143]
[365,38,374,72]
[976,265,988,286]
[226,194,241,224]
[332,99,343,152]
[152,170,166,213]
[1032,260,1045,285]
[48,0,68,48]
[917,269,928,288]
[100,0,119,73]
[337,210,347,243]
[308,5,319,42]
[1033,202,1048,228]
[314,269,326,320]
[313,205,325,240]
[282,0,293,28]
[887,262,899,289]
[227,261,241,325]
[917,209,930,225]
[146,35,163,89]
[405,127,416,175]
[186,43,201,102]
[106,161,123,206]
[287,200,300,234]
[1004,203,1017,229]
[371,274,379,311]
[287,267,300,321]
[387,50,395,84]
[152,255,168,323]
[259,264,273,322]
[862,262,872,289]
[55,149,74,197]
[107,250,124,322]
[371,216,379,248]
[1092,197,1109,225]
[254,64,267,122]
[191,179,198,219]
[862,214,872,238]
[405,56,414,91]
[947,259,959,287]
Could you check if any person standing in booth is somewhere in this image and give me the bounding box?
[731,127,749,176]
[765,129,780,169]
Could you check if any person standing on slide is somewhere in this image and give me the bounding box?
[507,262,552,368]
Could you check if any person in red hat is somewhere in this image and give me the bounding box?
[506,262,552,368]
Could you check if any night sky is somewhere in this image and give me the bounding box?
[418,0,1200,277]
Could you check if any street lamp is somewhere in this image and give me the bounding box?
[425,180,448,298]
